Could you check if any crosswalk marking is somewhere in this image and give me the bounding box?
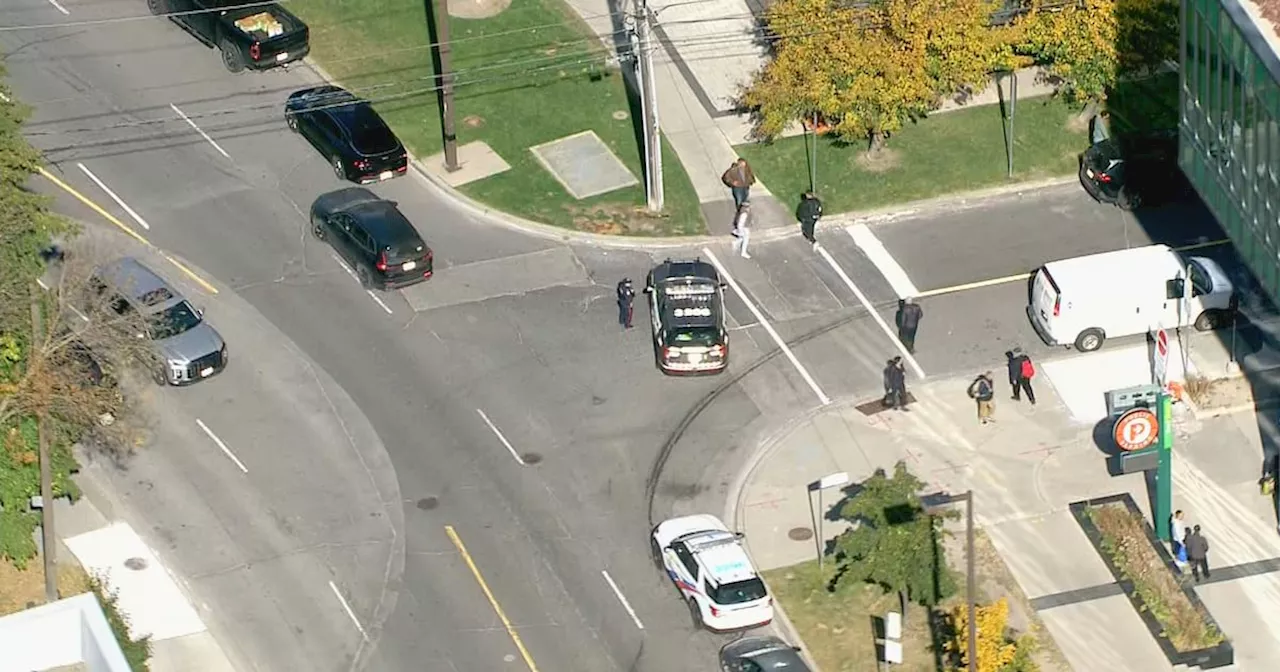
[847,224,921,299]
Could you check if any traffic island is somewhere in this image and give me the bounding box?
[1069,494,1234,669]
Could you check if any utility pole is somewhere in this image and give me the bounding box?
[30,287,57,603]
[435,0,460,172]
[634,0,664,211]
[965,491,976,672]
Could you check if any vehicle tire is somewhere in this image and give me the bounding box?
[650,537,664,573]
[1195,310,1221,331]
[220,40,245,73]
[1074,328,1105,352]
[1117,188,1141,211]
[688,599,704,630]
[147,0,169,15]
[286,113,299,132]
[332,155,348,181]
[152,366,171,387]
[309,217,326,240]
[357,265,374,290]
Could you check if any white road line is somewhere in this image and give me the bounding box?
[47,0,70,15]
[330,254,394,314]
[76,163,151,230]
[69,305,90,322]
[815,245,927,380]
[366,290,394,314]
[475,408,526,465]
[170,103,231,159]
[702,248,830,406]
[328,580,370,641]
[601,570,645,629]
[195,419,248,474]
[846,223,920,299]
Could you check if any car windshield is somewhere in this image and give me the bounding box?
[149,301,202,340]
[708,577,767,605]
[669,327,719,347]
[1188,260,1213,296]
[349,106,399,155]
[384,240,426,264]
[1087,141,1123,173]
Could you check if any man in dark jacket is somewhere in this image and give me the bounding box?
[1006,349,1037,405]
[616,278,635,329]
[896,298,923,353]
[1186,525,1210,581]
[883,357,908,411]
[796,191,822,248]
[722,158,757,207]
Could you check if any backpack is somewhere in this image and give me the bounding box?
[967,379,981,399]
[1020,358,1036,379]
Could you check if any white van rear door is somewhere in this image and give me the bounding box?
[1033,268,1059,322]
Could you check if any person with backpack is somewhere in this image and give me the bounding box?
[968,371,996,424]
[1006,349,1037,405]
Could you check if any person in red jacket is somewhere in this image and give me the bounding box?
[1006,349,1037,405]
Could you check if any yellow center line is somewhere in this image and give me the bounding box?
[36,166,219,295]
[444,525,541,672]
[915,239,1232,298]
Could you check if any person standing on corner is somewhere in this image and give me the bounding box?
[732,202,752,259]
[796,191,823,249]
[722,158,756,208]
[1186,524,1211,582]
[616,277,635,330]
[882,357,908,411]
[968,371,996,424]
[1006,349,1037,405]
[1170,510,1189,568]
[896,298,923,353]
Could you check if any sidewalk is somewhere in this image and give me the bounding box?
[730,370,1280,671]
[54,486,237,672]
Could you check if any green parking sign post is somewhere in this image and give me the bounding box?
[1155,393,1173,541]
[1106,385,1173,540]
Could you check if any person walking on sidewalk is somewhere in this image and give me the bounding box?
[732,202,752,259]
[1170,510,1189,568]
[1186,524,1211,582]
[883,357,908,411]
[1006,349,1037,405]
[968,371,996,424]
[796,191,823,249]
[722,158,756,208]
[896,298,923,353]
[616,277,635,330]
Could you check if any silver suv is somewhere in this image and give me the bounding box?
[91,257,227,385]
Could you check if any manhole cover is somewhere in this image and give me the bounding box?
[612,110,629,121]
[416,497,439,510]
[788,527,814,541]
[522,453,543,465]
[124,557,149,571]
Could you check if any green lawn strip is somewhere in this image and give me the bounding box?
[1086,503,1224,651]
[735,95,1087,215]
[762,561,942,672]
[290,0,705,235]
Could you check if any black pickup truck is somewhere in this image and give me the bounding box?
[148,0,310,73]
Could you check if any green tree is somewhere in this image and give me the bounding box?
[743,0,1008,150]
[830,461,956,605]
[1015,0,1119,103]
[1114,0,1179,75]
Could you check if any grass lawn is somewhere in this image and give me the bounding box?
[735,95,1088,215]
[763,562,943,672]
[290,0,705,235]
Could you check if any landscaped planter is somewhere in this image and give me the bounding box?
[1070,494,1234,669]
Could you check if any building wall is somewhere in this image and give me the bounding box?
[1179,0,1280,299]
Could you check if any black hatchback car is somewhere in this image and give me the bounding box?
[1079,129,1187,210]
[310,188,433,290]
[285,85,408,184]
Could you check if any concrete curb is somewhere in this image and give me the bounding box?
[300,58,1080,251]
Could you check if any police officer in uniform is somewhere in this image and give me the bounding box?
[617,278,636,329]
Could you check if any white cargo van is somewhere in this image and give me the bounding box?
[1027,244,1236,352]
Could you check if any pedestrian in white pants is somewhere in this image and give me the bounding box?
[732,203,751,259]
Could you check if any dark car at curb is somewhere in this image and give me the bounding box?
[149,0,309,73]
[1079,129,1188,210]
[720,636,812,672]
[644,259,729,375]
[285,86,409,184]
[310,188,433,291]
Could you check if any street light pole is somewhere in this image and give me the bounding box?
[808,472,850,572]
[965,491,976,672]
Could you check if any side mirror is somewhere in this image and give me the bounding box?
[643,286,653,294]
[720,282,728,289]
[196,306,205,318]
[1166,278,1185,300]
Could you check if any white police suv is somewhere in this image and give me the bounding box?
[652,514,773,632]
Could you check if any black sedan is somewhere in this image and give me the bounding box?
[310,187,433,290]
[285,85,409,184]
[1079,129,1187,210]
[720,636,811,672]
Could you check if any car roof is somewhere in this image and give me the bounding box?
[653,258,718,284]
[291,85,357,110]
[1043,244,1180,288]
[95,257,184,312]
[722,637,808,669]
[695,541,757,584]
[347,201,425,247]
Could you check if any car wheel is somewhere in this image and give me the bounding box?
[1117,188,1141,211]
[310,218,327,240]
[219,40,245,73]
[1195,311,1220,331]
[146,0,168,15]
[332,156,348,181]
[1074,328,1105,352]
[650,537,665,573]
[286,113,299,132]
[357,265,374,290]
[688,599,704,630]
[152,366,171,387]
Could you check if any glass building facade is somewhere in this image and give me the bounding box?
[1180,0,1280,299]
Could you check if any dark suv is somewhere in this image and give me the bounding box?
[644,259,729,375]
[285,85,408,183]
[1079,129,1187,209]
[310,187,433,290]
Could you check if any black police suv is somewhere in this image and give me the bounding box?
[285,85,409,184]
[1079,129,1187,210]
[644,259,729,375]
[310,188,433,290]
